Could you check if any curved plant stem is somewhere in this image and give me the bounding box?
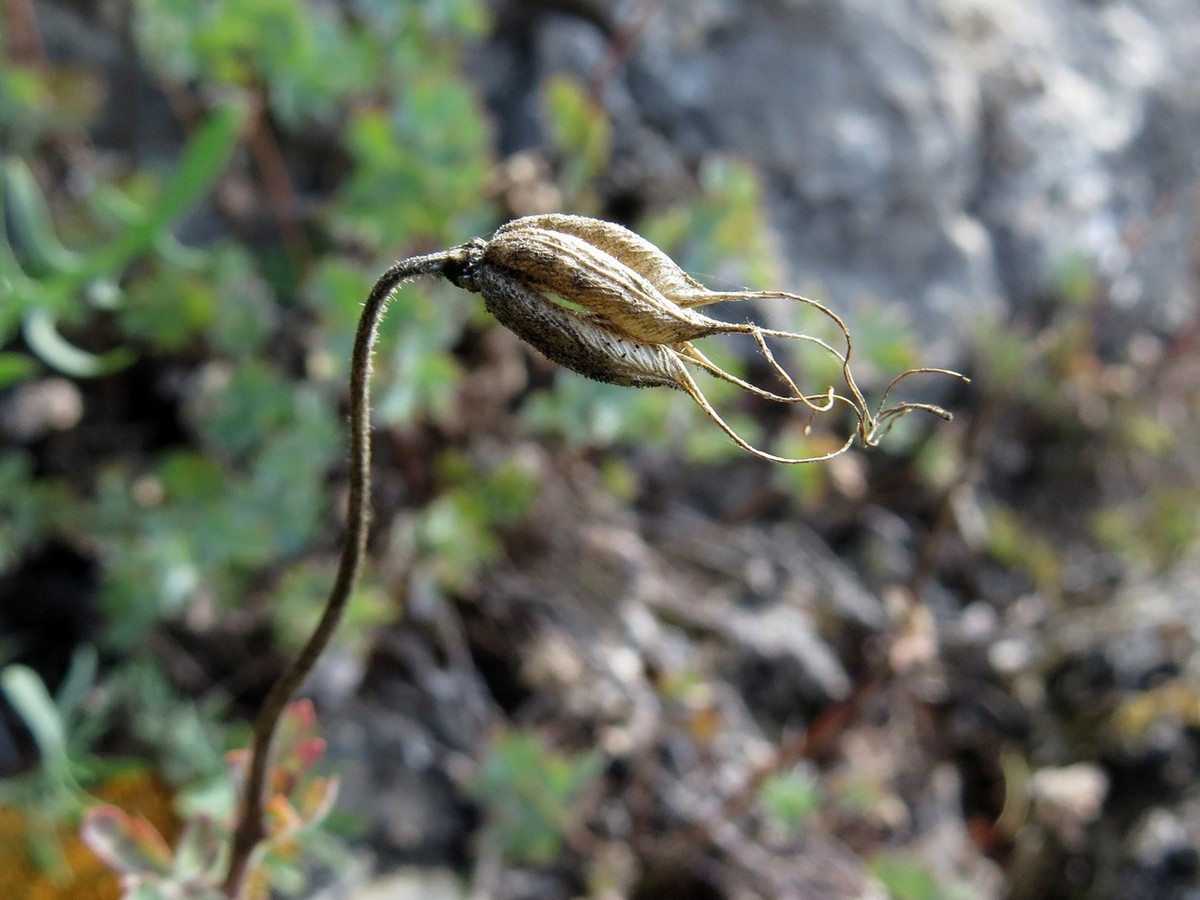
[223,247,466,898]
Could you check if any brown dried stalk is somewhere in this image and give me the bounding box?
[224,215,964,896]
[223,246,470,896]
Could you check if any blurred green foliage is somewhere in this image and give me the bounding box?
[396,450,540,592]
[0,647,231,890]
[868,855,945,900]
[0,451,72,571]
[964,257,1200,592]
[0,105,240,381]
[0,650,102,814]
[1,2,502,888]
[869,853,983,900]
[470,729,600,865]
[0,64,103,152]
[542,76,611,212]
[0,0,505,653]
[0,652,102,881]
[758,768,822,836]
[134,0,372,124]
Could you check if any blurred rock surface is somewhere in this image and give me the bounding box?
[483,0,1200,357]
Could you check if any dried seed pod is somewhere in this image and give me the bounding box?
[494,213,710,311]
[472,258,682,390]
[483,217,724,345]
[447,215,965,464]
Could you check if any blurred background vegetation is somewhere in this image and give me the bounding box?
[2,1,1200,898]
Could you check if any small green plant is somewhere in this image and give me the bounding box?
[92,364,341,652]
[759,767,822,836]
[869,854,944,900]
[82,699,338,899]
[0,648,243,893]
[399,450,540,591]
[0,649,107,839]
[0,450,73,570]
[869,852,980,900]
[469,729,601,865]
[0,106,242,384]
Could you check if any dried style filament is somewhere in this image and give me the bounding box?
[666,353,861,465]
[864,366,970,445]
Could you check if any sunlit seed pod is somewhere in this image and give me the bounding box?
[472,260,682,389]
[483,215,861,410]
[483,220,723,345]
[494,213,708,306]
[448,214,967,464]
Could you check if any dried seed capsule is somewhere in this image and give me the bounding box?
[473,217,853,409]
[495,213,708,306]
[483,219,724,345]
[472,260,682,389]
[444,215,964,464]
[484,216,859,391]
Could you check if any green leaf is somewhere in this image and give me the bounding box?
[1,159,83,275]
[81,102,243,281]
[53,645,98,723]
[0,664,68,766]
[152,102,243,222]
[0,352,36,388]
[760,769,822,829]
[870,855,943,900]
[22,308,135,378]
[0,185,43,323]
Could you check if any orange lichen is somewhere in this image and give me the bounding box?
[0,770,178,900]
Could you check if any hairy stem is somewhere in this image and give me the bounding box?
[223,247,465,898]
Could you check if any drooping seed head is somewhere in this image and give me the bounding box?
[445,214,966,463]
[483,216,728,345]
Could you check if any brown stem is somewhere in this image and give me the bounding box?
[246,89,311,274]
[222,246,469,897]
[4,0,45,67]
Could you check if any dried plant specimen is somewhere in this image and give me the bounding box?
[227,214,966,893]
[448,214,964,463]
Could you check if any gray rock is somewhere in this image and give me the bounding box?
[486,0,1200,357]
[0,378,83,442]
